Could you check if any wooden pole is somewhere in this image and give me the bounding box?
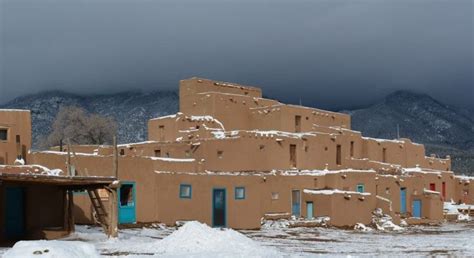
[68,190,75,233]
[106,186,119,238]
[66,139,72,176]
[113,136,118,179]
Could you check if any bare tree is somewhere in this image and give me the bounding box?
[41,106,117,148]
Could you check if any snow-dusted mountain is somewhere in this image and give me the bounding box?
[345,90,474,174]
[0,90,178,147]
[1,89,472,174]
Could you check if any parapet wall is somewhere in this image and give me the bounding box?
[0,109,32,165]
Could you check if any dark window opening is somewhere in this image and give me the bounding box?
[159,125,165,141]
[154,149,161,157]
[295,116,301,133]
[120,149,125,156]
[120,185,134,206]
[382,148,387,163]
[0,129,7,141]
[429,183,436,191]
[350,141,354,157]
[15,135,20,143]
[290,144,297,168]
[217,150,223,159]
[336,145,342,165]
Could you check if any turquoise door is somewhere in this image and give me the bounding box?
[306,202,314,219]
[292,190,301,217]
[118,182,136,224]
[5,187,25,239]
[212,188,226,227]
[400,188,407,214]
[412,199,422,218]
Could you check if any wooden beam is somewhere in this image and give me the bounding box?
[68,190,75,233]
[113,136,118,179]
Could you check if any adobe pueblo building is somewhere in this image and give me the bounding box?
[3,78,473,232]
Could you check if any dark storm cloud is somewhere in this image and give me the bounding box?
[1,0,473,110]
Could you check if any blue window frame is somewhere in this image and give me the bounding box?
[235,187,245,200]
[357,184,365,193]
[179,184,192,199]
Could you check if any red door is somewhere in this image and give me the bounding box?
[442,182,446,199]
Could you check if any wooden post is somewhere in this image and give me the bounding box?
[68,190,75,233]
[66,139,72,176]
[106,186,119,238]
[113,136,118,179]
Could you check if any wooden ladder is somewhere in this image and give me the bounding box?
[87,189,110,232]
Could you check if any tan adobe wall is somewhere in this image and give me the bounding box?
[180,78,262,114]
[454,176,473,204]
[302,190,376,226]
[0,110,32,165]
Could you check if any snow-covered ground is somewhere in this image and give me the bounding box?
[1,221,473,257]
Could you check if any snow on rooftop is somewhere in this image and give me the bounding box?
[304,189,371,196]
[423,188,440,195]
[3,240,99,258]
[280,168,375,176]
[362,137,405,144]
[149,157,195,162]
[0,109,30,112]
[249,130,316,139]
[149,114,177,121]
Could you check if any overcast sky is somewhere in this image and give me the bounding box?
[0,0,472,110]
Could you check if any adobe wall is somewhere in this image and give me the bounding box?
[302,192,376,226]
[454,176,473,204]
[0,110,32,165]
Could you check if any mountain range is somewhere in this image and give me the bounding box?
[1,90,472,175]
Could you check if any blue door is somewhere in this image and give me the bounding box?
[292,190,301,217]
[306,202,314,219]
[5,187,25,239]
[118,182,136,224]
[212,189,226,227]
[400,188,407,214]
[412,199,422,218]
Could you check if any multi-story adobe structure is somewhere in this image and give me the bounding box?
[21,78,473,229]
[0,110,31,165]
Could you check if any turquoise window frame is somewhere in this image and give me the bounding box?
[356,184,365,193]
[179,184,192,199]
[234,187,245,200]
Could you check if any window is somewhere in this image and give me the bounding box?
[442,182,446,199]
[271,192,279,200]
[217,150,223,159]
[0,129,7,141]
[350,141,354,157]
[120,184,134,206]
[295,116,301,133]
[235,187,245,200]
[336,145,342,165]
[382,148,387,163]
[429,183,436,191]
[357,184,365,193]
[16,135,21,143]
[159,125,165,141]
[179,184,192,199]
[154,149,161,157]
[120,149,125,156]
[290,144,297,167]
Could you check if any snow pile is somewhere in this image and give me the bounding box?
[152,221,279,257]
[3,240,99,258]
[354,223,373,232]
[41,169,64,176]
[14,158,25,165]
[371,208,404,232]
[444,201,473,222]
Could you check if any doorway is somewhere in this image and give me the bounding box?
[412,199,422,218]
[291,190,301,217]
[5,187,25,239]
[212,188,226,227]
[306,202,314,219]
[290,144,297,168]
[400,188,407,214]
[118,182,136,224]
